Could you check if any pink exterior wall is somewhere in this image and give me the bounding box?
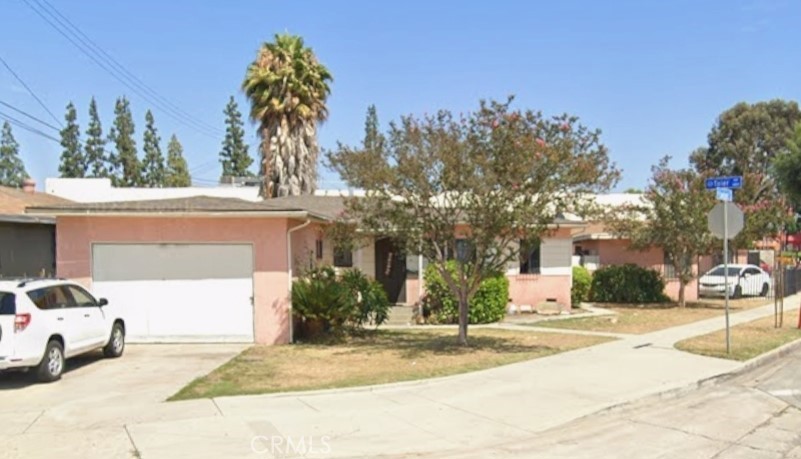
[577,238,699,302]
[508,274,571,308]
[56,216,292,345]
[405,278,421,305]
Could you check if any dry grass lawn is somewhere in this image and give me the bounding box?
[170,328,611,400]
[533,298,771,335]
[675,315,801,361]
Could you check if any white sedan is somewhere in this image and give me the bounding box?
[698,264,772,299]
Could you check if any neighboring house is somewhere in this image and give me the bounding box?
[28,192,582,345]
[0,181,70,278]
[572,223,701,302]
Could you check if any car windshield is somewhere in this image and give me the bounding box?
[0,292,15,315]
[707,267,742,277]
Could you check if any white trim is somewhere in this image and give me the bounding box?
[540,267,572,276]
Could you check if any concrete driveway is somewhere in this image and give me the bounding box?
[0,344,245,459]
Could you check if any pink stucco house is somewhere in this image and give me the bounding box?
[29,194,581,345]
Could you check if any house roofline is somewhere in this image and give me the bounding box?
[0,214,56,225]
[24,208,331,221]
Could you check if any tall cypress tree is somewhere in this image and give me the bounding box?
[141,110,165,187]
[219,96,252,178]
[58,102,84,178]
[84,97,109,178]
[0,121,28,187]
[363,104,384,152]
[108,97,140,187]
[165,134,191,187]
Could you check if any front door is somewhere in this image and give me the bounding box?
[375,238,407,304]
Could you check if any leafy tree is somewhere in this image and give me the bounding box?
[691,100,801,246]
[108,97,140,187]
[243,34,332,197]
[58,102,84,178]
[0,121,28,187]
[164,134,191,187]
[219,96,252,178]
[774,122,801,208]
[141,110,165,187]
[607,157,715,307]
[327,98,620,345]
[84,97,109,178]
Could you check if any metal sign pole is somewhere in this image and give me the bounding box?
[724,201,731,354]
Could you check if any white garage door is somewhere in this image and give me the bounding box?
[92,243,254,343]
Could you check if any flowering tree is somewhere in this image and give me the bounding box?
[327,98,619,345]
[608,157,715,307]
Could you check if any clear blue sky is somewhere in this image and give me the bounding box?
[1,0,799,191]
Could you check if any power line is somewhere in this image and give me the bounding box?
[0,111,60,143]
[0,54,63,128]
[36,0,223,136]
[22,0,222,138]
[0,100,61,132]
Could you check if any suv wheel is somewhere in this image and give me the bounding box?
[35,340,64,382]
[103,323,125,358]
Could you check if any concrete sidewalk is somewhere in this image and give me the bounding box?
[124,295,801,459]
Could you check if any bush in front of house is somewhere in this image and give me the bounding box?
[292,266,391,340]
[421,261,509,324]
[571,265,592,308]
[340,269,391,328]
[589,263,669,303]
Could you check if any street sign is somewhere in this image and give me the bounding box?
[707,202,744,238]
[716,188,733,202]
[705,176,743,190]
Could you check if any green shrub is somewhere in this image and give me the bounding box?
[292,267,391,340]
[340,269,391,327]
[571,266,592,307]
[589,264,669,303]
[421,261,509,324]
[292,266,352,339]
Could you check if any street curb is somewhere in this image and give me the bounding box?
[582,335,801,419]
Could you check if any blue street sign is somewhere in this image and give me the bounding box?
[716,188,733,202]
[705,176,743,190]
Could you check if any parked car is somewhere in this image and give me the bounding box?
[698,264,772,299]
[0,278,125,382]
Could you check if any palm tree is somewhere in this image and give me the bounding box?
[242,34,332,198]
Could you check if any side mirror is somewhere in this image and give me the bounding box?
[98,298,109,307]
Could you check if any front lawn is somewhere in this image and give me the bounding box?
[169,329,611,400]
[675,316,801,361]
[532,299,770,335]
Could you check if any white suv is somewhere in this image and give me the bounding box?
[0,278,126,382]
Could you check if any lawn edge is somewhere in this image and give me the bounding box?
[174,334,615,402]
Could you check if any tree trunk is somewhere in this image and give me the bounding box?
[678,282,686,308]
[458,291,469,346]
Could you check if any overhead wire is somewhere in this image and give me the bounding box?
[0,54,63,128]
[0,111,61,143]
[22,0,222,139]
[0,100,61,132]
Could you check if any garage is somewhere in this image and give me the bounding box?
[91,243,255,343]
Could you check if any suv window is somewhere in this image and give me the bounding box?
[27,286,72,310]
[65,285,97,307]
[0,292,15,315]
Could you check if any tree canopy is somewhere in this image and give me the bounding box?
[141,110,165,187]
[84,97,109,178]
[0,121,28,187]
[165,134,191,187]
[108,97,140,187]
[219,96,252,178]
[328,98,619,345]
[58,102,84,178]
[243,33,332,197]
[607,157,715,307]
[691,100,801,244]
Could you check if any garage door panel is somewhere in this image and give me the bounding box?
[93,243,253,282]
[92,244,254,343]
